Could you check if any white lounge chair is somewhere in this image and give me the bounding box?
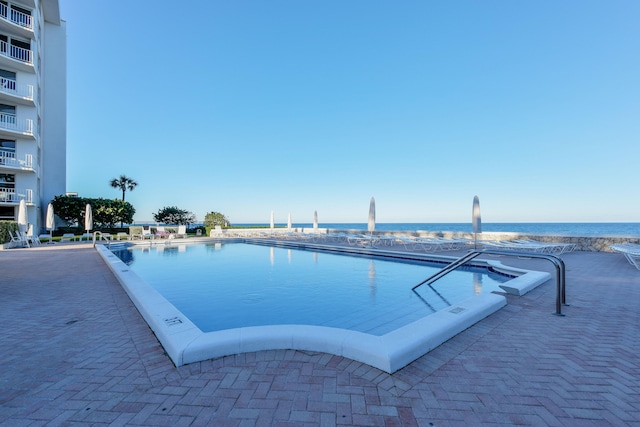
[60,233,76,243]
[129,226,143,240]
[611,243,640,270]
[211,225,224,238]
[141,226,154,240]
[38,233,52,244]
[26,225,40,245]
[513,239,576,254]
[8,230,27,247]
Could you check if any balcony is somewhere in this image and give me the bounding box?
[0,39,33,72]
[0,4,33,39]
[0,151,33,171]
[0,112,34,138]
[0,187,32,204]
[0,77,34,106]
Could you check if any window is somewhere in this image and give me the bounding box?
[0,173,15,188]
[0,206,14,220]
[0,139,15,164]
[0,69,16,91]
[0,103,15,126]
[0,173,14,203]
[0,139,15,151]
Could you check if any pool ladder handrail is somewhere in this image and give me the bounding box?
[92,231,113,249]
[412,249,567,316]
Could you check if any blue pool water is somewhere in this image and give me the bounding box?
[113,243,510,335]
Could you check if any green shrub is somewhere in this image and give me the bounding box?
[0,221,18,244]
[204,211,230,228]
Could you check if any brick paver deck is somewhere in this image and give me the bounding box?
[1,242,639,426]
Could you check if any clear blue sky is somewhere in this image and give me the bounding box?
[60,1,639,224]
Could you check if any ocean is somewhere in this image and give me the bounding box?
[235,222,640,236]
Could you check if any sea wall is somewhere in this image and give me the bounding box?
[329,229,640,252]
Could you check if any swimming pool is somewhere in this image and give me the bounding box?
[113,242,511,335]
[98,240,550,373]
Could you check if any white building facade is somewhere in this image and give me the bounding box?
[0,0,66,231]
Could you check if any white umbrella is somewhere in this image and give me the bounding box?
[17,199,28,233]
[313,210,318,230]
[270,210,274,230]
[46,203,55,243]
[366,197,377,248]
[85,204,93,233]
[287,212,292,230]
[368,197,376,233]
[472,195,482,248]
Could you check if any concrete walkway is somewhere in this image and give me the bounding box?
[1,242,639,426]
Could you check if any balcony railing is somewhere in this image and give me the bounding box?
[0,40,33,65]
[0,187,32,203]
[0,112,33,135]
[0,4,33,30]
[0,77,34,100]
[0,150,33,169]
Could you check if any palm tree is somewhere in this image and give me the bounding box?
[109,175,138,201]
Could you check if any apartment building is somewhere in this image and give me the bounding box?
[0,0,65,231]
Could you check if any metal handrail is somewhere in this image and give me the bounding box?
[412,251,479,290]
[412,249,567,316]
[92,231,113,248]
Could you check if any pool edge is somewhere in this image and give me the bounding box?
[96,244,543,374]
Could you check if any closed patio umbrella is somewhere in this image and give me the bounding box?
[472,195,482,248]
[313,210,318,230]
[46,203,55,243]
[366,197,376,248]
[17,199,28,233]
[270,210,274,230]
[287,212,292,230]
[85,204,93,234]
[368,197,376,233]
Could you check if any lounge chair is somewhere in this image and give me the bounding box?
[60,233,76,243]
[156,226,169,239]
[211,225,224,238]
[129,226,143,240]
[512,239,576,254]
[38,233,52,244]
[26,225,40,245]
[8,230,27,247]
[116,232,129,240]
[481,240,545,252]
[141,226,154,240]
[611,243,640,270]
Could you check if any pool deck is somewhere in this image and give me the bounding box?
[1,240,639,426]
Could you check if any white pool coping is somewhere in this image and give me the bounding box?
[96,242,549,373]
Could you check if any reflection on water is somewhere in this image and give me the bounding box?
[111,248,135,265]
[369,260,377,299]
[473,272,483,294]
[205,243,224,253]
